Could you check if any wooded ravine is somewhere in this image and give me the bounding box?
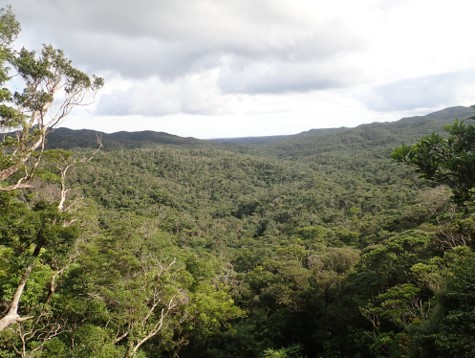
[3,103,475,357]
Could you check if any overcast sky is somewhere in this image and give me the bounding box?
[10,0,475,138]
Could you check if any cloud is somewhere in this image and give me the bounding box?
[12,0,368,93]
[96,70,231,116]
[217,54,362,94]
[361,71,475,112]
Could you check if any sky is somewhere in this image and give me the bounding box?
[9,0,475,138]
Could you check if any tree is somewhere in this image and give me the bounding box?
[426,248,475,356]
[0,6,103,192]
[392,116,475,207]
[0,6,103,332]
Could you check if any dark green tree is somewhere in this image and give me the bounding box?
[392,115,475,207]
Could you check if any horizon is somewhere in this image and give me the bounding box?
[54,104,471,140]
[11,1,475,138]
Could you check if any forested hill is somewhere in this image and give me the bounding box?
[47,105,474,152]
[46,127,205,150]
[211,105,474,147]
[3,104,475,357]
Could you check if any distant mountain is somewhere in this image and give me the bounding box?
[46,128,206,150]
[210,135,289,145]
[211,105,474,146]
[252,105,475,162]
[46,105,474,151]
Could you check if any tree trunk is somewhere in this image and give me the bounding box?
[0,264,34,330]
[0,245,41,331]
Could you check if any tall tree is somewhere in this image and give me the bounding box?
[392,115,475,207]
[0,6,103,192]
[0,6,103,331]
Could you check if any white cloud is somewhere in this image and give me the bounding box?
[361,70,475,112]
[13,0,369,82]
[9,0,475,137]
[96,70,231,116]
[217,53,365,94]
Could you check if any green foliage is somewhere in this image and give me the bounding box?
[0,6,103,191]
[263,344,304,358]
[393,117,475,206]
[420,248,475,357]
[50,109,470,357]
[0,193,78,260]
[70,324,124,358]
[0,8,103,358]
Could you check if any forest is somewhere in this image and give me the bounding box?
[2,7,475,358]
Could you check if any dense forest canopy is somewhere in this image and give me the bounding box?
[2,7,475,358]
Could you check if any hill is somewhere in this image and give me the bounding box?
[46,127,206,150]
[47,105,474,152]
[3,105,475,357]
[210,105,474,146]
[59,105,467,357]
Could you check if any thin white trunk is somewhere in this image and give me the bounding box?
[0,264,34,331]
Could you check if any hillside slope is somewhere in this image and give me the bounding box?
[46,127,206,150]
[11,104,472,357]
[48,105,474,155]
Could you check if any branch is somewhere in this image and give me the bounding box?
[56,133,102,212]
[131,292,181,355]
[0,263,35,331]
[114,331,129,344]
[57,163,72,212]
